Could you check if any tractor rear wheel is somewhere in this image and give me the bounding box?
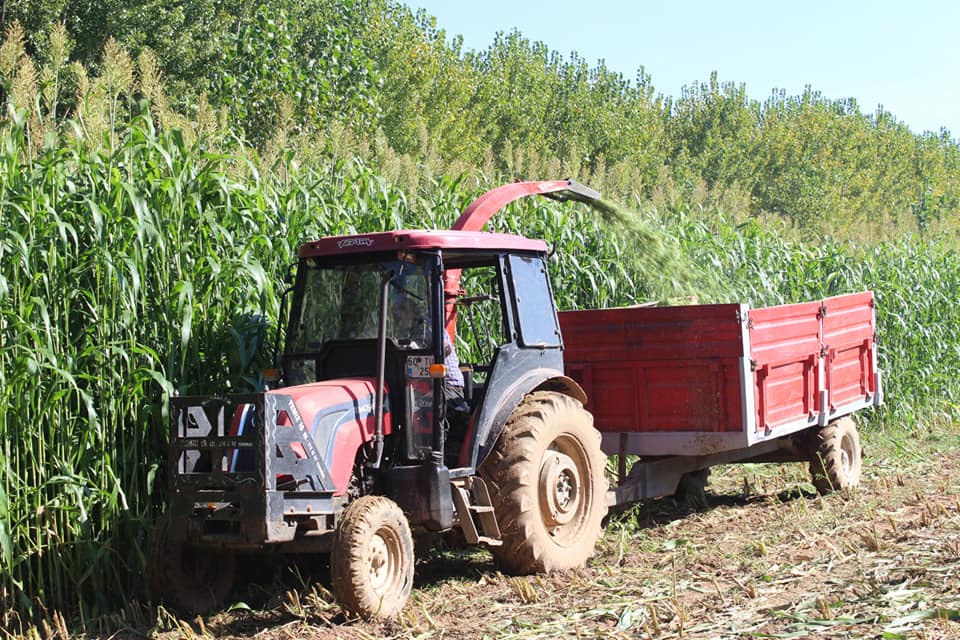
[809,417,862,494]
[330,495,414,619]
[479,391,608,575]
[148,514,236,615]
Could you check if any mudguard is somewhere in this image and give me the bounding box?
[463,343,587,469]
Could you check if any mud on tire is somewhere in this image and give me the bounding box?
[479,391,608,575]
[148,514,236,615]
[330,495,414,619]
[809,417,862,494]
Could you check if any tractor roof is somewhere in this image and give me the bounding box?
[298,230,548,259]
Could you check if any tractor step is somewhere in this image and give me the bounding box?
[451,477,502,546]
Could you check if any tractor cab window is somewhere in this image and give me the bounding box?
[453,264,506,371]
[386,267,433,349]
[508,254,561,348]
[284,259,433,384]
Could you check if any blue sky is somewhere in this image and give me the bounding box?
[409,1,958,137]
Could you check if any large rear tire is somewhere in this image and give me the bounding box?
[148,514,236,615]
[479,391,608,574]
[809,417,862,494]
[330,496,414,619]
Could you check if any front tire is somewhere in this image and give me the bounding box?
[148,514,236,615]
[809,417,862,494]
[330,496,414,619]
[479,391,608,574]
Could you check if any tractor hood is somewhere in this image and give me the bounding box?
[267,378,392,495]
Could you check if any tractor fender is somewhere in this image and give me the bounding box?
[467,367,588,469]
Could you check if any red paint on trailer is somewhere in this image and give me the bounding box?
[748,300,822,431]
[821,292,877,410]
[560,303,747,434]
[560,292,878,456]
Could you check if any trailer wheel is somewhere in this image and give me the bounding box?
[330,495,414,619]
[809,417,862,494]
[148,514,236,615]
[675,469,711,508]
[480,391,608,574]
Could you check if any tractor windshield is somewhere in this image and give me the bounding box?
[284,259,433,384]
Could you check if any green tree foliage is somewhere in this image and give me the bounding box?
[3,0,241,90]
[7,1,959,234]
[0,0,68,51]
[213,0,381,145]
[366,4,481,160]
[2,1,381,144]
[667,73,760,191]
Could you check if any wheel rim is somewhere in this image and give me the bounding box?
[368,527,403,596]
[538,435,593,544]
[839,431,859,481]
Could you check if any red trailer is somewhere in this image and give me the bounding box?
[559,292,882,503]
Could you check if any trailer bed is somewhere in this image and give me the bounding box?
[559,292,881,457]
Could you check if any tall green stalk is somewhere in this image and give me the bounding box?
[2,104,960,633]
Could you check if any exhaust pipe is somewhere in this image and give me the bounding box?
[368,272,392,469]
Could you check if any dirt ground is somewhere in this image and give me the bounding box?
[144,426,960,640]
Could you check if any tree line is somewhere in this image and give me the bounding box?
[4,0,959,233]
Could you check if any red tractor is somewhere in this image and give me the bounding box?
[152,180,880,618]
[152,180,610,617]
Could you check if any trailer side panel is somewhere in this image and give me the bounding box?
[821,292,879,419]
[748,301,822,434]
[559,303,747,437]
[559,292,879,457]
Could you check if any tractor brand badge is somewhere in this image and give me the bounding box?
[337,237,374,249]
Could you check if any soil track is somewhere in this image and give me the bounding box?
[150,428,960,640]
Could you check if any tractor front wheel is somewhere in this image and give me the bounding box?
[330,495,414,619]
[809,417,862,494]
[148,514,236,615]
[480,391,608,575]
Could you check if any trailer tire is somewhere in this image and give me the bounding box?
[675,469,711,508]
[148,514,236,615]
[479,391,608,575]
[809,417,862,494]
[331,495,414,619]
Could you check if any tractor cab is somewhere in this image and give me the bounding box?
[281,230,567,479]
